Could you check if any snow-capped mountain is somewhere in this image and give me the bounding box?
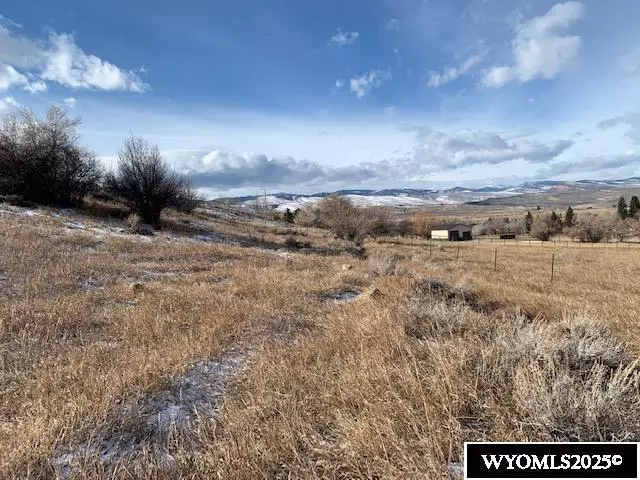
[223,177,640,212]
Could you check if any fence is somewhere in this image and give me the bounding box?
[377,235,635,285]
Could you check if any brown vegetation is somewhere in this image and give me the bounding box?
[1,201,639,479]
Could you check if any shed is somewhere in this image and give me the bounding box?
[431,223,473,241]
[499,233,517,240]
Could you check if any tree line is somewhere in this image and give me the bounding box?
[474,201,640,243]
[0,105,201,227]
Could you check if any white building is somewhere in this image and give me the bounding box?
[431,223,473,241]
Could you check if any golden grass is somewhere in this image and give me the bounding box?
[1,204,639,479]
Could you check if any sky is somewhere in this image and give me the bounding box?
[1,0,640,197]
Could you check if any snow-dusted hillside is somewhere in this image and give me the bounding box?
[230,177,640,212]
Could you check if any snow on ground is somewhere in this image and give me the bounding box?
[51,352,248,478]
[247,191,536,212]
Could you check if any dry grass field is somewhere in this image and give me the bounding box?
[1,203,639,479]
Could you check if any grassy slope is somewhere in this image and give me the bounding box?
[1,204,638,479]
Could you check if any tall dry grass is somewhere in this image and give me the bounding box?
[1,205,639,479]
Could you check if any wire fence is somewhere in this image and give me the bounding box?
[375,235,638,285]
[376,236,640,249]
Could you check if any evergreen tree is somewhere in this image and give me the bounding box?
[283,208,296,224]
[629,195,640,218]
[565,206,575,227]
[524,211,533,233]
[550,211,562,233]
[617,196,628,220]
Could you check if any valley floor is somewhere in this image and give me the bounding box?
[1,204,639,479]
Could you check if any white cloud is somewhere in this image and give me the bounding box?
[23,79,47,94]
[484,1,585,87]
[63,97,77,108]
[41,34,147,92]
[166,149,377,189]
[0,63,47,94]
[394,126,575,174]
[328,28,359,48]
[0,17,148,94]
[335,79,345,89]
[427,54,484,87]
[0,95,20,111]
[0,63,27,91]
[386,18,399,31]
[349,70,391,98]
[0,24,42,69]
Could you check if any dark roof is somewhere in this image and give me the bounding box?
[435,222,473,230]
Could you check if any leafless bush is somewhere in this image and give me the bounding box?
[473,217,524,236]
[568,213,611,243]
[0,106,102,206]
[292,207,318,227]
[314,195,388,245]
[172,180,204,213]
[106,136,194,226]
[409,211,438,237]
[530,213,562,241]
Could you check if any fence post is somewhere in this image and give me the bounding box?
[457,245,460,262]
[430,238,432,257]
[494,248,497,271]
[551,253,555,283]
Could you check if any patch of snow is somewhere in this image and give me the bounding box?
[193,232,239,245]
[78,276,104,292]
[51,352,247,478]
[276,250,294,261]
[324,290,361,303]
[449,462,464,479]
[65,221,86,230]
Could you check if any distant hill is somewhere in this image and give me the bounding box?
[216,177,640,212]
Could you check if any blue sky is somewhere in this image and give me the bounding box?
[1,0,640,196]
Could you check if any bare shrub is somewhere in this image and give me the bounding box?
[473,217,524,236]
[172,180,204,213]
[106,136,194,226]
[530,214,559,241]
[369,251,409,277]
[568,213,611,243]
[314,195,385,245]
[0,106,102,206]
[292,207,319,227]
[409,211,438,237]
